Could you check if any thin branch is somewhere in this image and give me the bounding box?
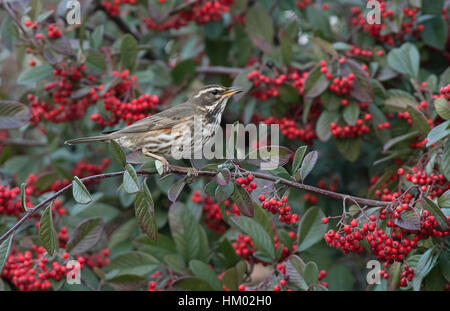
[0,165,391,244]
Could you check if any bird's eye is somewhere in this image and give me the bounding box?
[211,90,219,95]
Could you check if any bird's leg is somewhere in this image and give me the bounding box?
[142,149,170,175]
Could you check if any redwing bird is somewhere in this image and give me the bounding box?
[65,85,242,174]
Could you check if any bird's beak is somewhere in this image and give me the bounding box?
[222,86,243,97]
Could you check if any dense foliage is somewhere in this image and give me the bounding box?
[0,0,449,291]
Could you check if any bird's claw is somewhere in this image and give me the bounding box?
[186,167,198,183]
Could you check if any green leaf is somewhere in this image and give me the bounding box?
[17,63,53,85]
[105,251,158,276]
[407,104,430,135]
[215,182,234,203]
[387,43,420,79]
[230,216,275,262]
[72,176,92,204]
[173,277,214,291]
[123,164,140,194]
[383,131,420,151]
[384,91,418,110]
[304,261,319,286]
[422,197,450,231]
[90,25,104,49]
[171,59,196,85]
[426,120,450,146]
[232,184,254,217]
[66,217,104,254]
[413,247,439,291]
[217,239,241,269]
[441,140,450,180]
[309,37,338,58]
[438,189,450,209]
[347,59,374,103]
[221,261,247,291]
[134,182,157,240]
[0,101,31,129]
[421,16,448,50]
[120,34,138,70]
[168,177,187,202]
[86,51,107,74]
[39,205,59,255]
[343,102,360,126]
[0,235,13,273]
[285,255,308,290]
[109,140,126,167]
[335,138,361,162]
[297,206,328,251]
[315,111,339,142]
[189,260,222,291]
[299,151,318,182]
[106,274,146,290]
[215,168,231,186]
[292,145,307,175]
[108,218,137,249]
[434,97,450,120]
[169,205,208,263]
[303,65,329,98]
[245,5,273,46]
[20,183,28,212]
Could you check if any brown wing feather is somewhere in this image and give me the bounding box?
[111,102,197,135]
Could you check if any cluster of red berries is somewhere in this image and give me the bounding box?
[29,64,98,124]
[233,233,296,265]
[26,174,70,197]
[1,245,69,291]
[403,167,449,199]
[350,2,424,46]
[101,0,136,16]
[345,45,384,59]
[47,24,62,38]
[191,190,240,234]
[258,195,299,225]
[90,70,159,126]
[399,264,415,288]
[410,137,428,149]
[264,117,317,145]
[304,193,318,203]
[143,0,234,31]
[246,70,286,100]
[329,74,355,96]
[235,174,257,193]
[330,119,370,139]
[439,84,450,99]
[76,249,111,269]
[0,185,28,216]
[147,270,174,291]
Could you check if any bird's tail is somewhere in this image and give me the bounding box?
[65,135,112,145]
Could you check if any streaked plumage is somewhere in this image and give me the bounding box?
[65,85,242,171]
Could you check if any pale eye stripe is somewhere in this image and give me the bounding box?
[193,87,223,98]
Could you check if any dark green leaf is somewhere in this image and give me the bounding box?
[315,111,339,142]
[245,5,273,45]
[17,63,53,85]
[168,177,187,202]
[120,34,138,70]
[173,277,214,291]
[66,217,104,254]
[215,182,234,203]
[343,103,360,126]
[292,145,307,175]
[109,140,126,167]
[72,176,92,204]
[0,235,13,273]
[303,66,329,98]
[39,205,58,255]
[299,151,318,182]
[105,251,158,276]
[123,164,140,194]
[434,97,450,120]
[387,43,419,79]
[134,182,157,240]
[189,260,222,291]
[232,184,254,217]
[297,206,327,251]
[0,101,31,129]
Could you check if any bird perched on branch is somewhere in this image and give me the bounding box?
[65,85,242,174]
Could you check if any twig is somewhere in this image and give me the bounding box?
[0,165,391,244]
[0,138,47,147]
